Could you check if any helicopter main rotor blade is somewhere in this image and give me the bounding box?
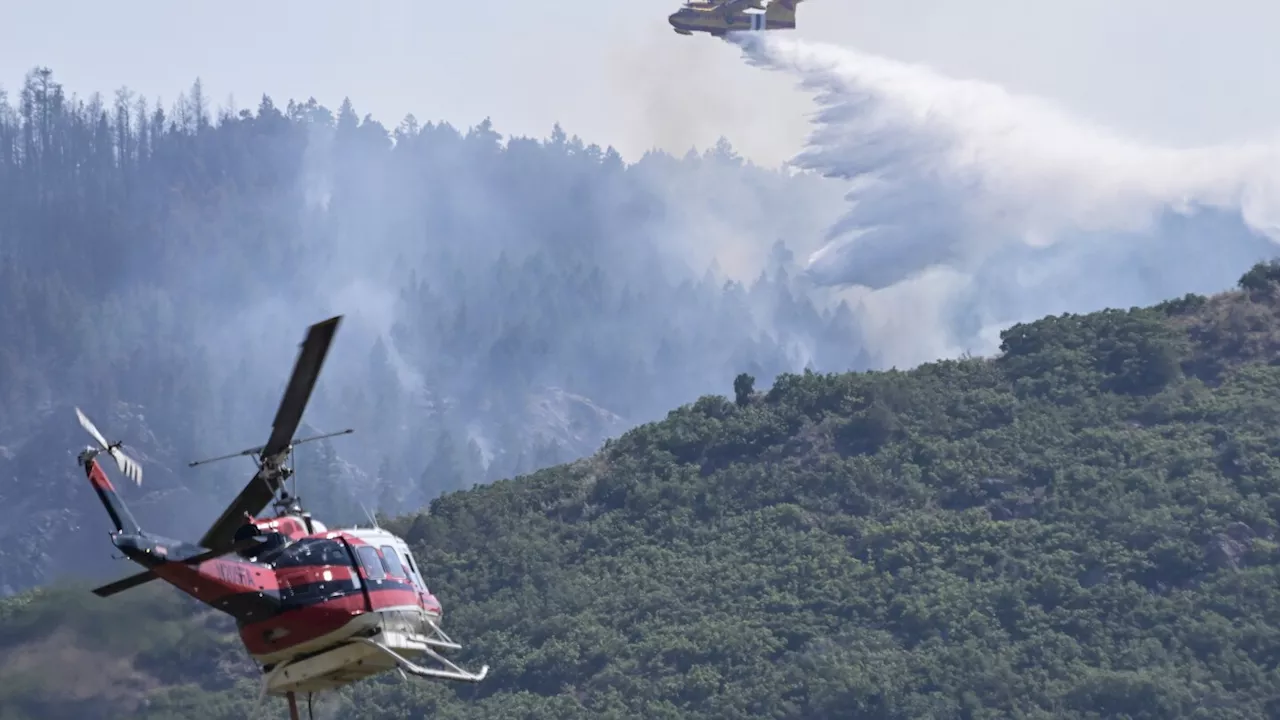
[198,470,286,550]
[180,535,270,565]
[262,316,342,461]
[198,316,343,550]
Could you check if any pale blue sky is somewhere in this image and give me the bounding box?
[2,0,1278,165]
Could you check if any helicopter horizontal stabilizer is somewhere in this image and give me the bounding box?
[92,568,158,597]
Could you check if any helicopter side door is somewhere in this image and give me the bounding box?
[394,545,444,616]
[346,542,385,613]
[377,542,428,609]
[351,542,421,611]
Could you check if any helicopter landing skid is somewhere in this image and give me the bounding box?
[356,636,490,683]
[250,627,488,717]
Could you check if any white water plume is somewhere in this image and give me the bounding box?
[733,34,1280,366]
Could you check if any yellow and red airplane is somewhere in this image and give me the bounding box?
[668,0,805,37]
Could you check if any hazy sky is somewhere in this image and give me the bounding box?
[3,0,1279,165]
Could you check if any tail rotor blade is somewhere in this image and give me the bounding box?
[111,448,143,486]
[75,407,142,486]
[75,407,109,450]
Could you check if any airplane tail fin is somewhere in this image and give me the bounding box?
[765,0,802,27]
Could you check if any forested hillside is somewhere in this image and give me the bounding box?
[0,67,860,595]
[4,265,1280,719]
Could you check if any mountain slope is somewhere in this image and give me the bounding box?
[6,264,1280,719]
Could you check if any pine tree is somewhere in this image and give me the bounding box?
[532,438,566,471]
[376,455,399,515]
[368,337,401,440]
[299,439,356,527]
[420,430,464,499]
[463,438,486,486]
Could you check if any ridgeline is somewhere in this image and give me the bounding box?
[6,264,1280,719]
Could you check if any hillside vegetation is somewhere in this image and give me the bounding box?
[6,265,1280,719]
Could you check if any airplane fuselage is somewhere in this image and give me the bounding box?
[668,0,802,37]
[667,7,795,36]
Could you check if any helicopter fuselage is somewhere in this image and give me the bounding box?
[88,456,445,676]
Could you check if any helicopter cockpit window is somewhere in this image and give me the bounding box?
[248,533,289,562]
[379,545,407,579]
[273,538,353,569]
[355,545,386,581]
[399,549,428,591]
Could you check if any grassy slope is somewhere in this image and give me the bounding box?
[7,266,1280,719]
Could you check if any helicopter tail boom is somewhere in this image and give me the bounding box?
[77,445,271,603]
[79,449,142,536]
[76,452,261,597]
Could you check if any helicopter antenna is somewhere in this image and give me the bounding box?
[289,444,299,509]
[358,501,380,529]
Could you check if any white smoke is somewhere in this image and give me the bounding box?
[733,34,1280,367]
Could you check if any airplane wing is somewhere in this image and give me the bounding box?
[681,0,766,11]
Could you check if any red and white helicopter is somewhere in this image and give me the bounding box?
[74,316,488,720]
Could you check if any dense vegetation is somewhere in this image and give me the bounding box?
[5,265,1280,719]
[0,67,857,594]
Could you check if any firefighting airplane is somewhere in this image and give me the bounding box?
[668,0,806,37]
